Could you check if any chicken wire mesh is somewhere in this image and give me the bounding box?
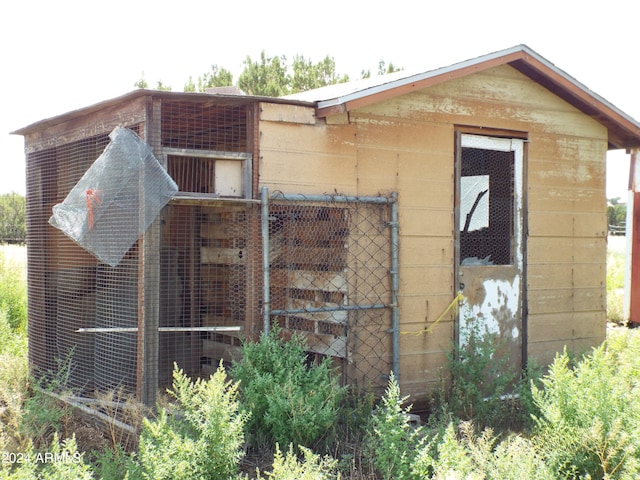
[23,93,395,401]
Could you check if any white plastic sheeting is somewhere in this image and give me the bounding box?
[50,127,178,267]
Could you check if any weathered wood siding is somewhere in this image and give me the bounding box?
[258,65,608,399]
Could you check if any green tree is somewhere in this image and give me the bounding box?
[361,59,403,79]
[0,192,25,244]
[154,80,172,91]
[184,65,234,93]
[139,52,400,97]
[199,64,234,92]
[134,71,148,89]
[607,197,626,234]
[238,51,289,96]
[290,54,349,93]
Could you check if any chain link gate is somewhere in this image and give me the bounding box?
[262,189,398,392]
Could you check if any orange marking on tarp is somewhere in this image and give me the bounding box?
[85,189,101,229]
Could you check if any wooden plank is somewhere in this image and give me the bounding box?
[527,236,606,264]
[22,95,149,153]
[527,211,607,238]
[271,246,346,268]
[201,247,245,265]
[527,263,605,290]
[526,287,605,315]
[400,266,454,296]
[282,299,348,324]
[202,315,244,329]
[528,336,604,367]
[527,312,605,344]
[260,103,316,125]
[280,329,347,358]
[270,270,347,292]
[400,236,454,266]
[200,223,241,240]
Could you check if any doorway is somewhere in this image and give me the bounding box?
[456,133,525,373]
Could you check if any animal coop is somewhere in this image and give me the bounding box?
[15,92,396,405]
[18,45,640,407]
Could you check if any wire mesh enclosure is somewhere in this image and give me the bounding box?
[22,91,396,404]
[267,193,396,392]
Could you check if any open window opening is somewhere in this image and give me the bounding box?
[459,146,515,265]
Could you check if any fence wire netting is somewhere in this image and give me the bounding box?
[24,95,394,401]
[267,196,394,392]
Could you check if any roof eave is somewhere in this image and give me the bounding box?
[11,89,314,136]
[314,45,640,151]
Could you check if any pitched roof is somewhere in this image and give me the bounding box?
[286,44,640,150]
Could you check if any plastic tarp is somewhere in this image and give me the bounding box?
[50,127,178,267]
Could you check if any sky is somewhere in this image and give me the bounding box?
[2,0,639,199]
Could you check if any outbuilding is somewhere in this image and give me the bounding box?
[14,45,640,405]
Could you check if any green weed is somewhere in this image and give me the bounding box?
[231,326,346,449]
[254,443,340,480]
[532,330,640,478]
[366,372,424,480]
[136,362,248,480]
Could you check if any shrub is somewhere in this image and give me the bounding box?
[231,327,346,448]
[0,434,94,480]
[606,248,625,324]
[411,422,553,479]
[255,443,340,480]
[532,330,640,479]
[366,372,424,480]
[0,248,27,334]
[446,320,519,430]
[136,363,248,480]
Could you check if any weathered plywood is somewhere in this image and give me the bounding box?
[201,247,245,265]
[527,311,606,344]
[527,211,607,238]
[270,270,347,292]
[400,236,454,267]
[526,287,605,315]
[23,96,148,153]
[360,65,607,141]
[527,262,605,290]
[260,103,316,125]
[527,236,606,264]
[528,337,604,367]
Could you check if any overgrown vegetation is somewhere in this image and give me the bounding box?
[607,241,626,324]
[231,326,346,449]
[3,243,640,479]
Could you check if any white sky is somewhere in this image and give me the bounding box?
[2,0,638,199]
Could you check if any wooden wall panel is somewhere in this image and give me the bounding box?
[259,121,357,194]
[258,63,610,400]
[528,311,605,344]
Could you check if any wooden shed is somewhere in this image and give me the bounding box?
[14,44,640,405]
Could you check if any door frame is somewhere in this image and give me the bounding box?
[454,131,527,369]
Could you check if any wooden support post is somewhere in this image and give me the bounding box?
[626,148,640,324]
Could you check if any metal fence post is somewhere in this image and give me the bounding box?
[261,187,270,335]
[390,192,400,380]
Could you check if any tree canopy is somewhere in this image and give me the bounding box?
[135,51,400,96]
[0,192,25,244]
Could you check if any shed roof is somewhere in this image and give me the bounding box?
[13,45,640,151]
[286,44,640,150]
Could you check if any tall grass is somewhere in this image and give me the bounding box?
[607,244,626,324]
